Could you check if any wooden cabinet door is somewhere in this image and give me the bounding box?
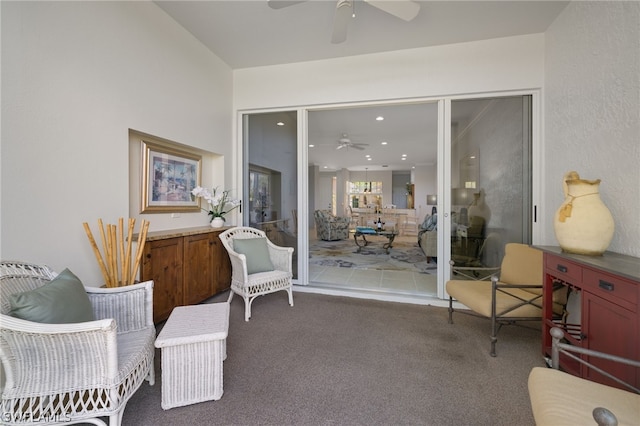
[211,230,231,294]
[582,291,638,388]
[141,237,183,323]
[183,233,215,305]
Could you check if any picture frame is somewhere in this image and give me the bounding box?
[140,141,202,213]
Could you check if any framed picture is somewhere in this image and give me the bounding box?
[141,141,202,213]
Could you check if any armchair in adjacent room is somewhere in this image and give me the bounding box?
[314,209,350,241]
[418,213,438,262]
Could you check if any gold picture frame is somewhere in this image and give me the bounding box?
[141,141,202,213]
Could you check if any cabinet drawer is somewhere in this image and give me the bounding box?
[583,269,638,311]
[545,254,582,282]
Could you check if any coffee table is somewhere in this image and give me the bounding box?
[155,302,229,409]
[351,228,398,254]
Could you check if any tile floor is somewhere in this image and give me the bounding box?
[309,264,438,297]
[304,233,438,299]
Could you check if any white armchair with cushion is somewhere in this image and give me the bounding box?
[219,226,294,321]
[0,260,155,426]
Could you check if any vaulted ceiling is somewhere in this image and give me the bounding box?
[155,1,569,171]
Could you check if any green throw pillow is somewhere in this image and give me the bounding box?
[9,268,95,324]
[233,237,275,275]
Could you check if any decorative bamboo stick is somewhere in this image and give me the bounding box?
[108,224,118,287]
[82,222,110,286]
[118,217,125,286]
[97,219,111,285]
[123,218,135,285]
[129,220,150,285]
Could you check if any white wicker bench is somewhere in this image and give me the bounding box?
[154,302,230,410]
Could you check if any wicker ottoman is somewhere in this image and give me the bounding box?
[154,302,229,410]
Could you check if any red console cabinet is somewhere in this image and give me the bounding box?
[537,246,640,390]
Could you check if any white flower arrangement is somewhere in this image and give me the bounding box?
[191,186,240,222]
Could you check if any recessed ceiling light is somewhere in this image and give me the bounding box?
[309,144,315,148]
[401,157,407,161]
[367,158,372,161]
[376,116,384,121]
[402,154,407,157]
[365,154,371,158]
[276,122,284,126]
[381,141,388,145]
[323,166,328,169]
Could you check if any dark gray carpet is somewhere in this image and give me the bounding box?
[122,290,543,425]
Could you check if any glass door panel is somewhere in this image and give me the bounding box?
[449,96,532,272]
[308,103,438,296]
[243,112,298,279]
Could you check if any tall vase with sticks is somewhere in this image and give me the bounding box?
[83,217,150,287]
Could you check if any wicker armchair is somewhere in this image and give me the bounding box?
[0,261,155,426]
[219,227,294,321]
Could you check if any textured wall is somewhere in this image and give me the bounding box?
[544,2,640,256]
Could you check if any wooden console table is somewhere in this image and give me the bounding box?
[537,246,640,390]
[138,226,232,323]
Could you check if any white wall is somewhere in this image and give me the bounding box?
[1,2,233,283]
[234,34,545,110]
[413,164,437,221]
[544,1,640,256]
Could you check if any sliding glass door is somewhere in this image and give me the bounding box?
[239,93,536,299]
[447,96,532,275]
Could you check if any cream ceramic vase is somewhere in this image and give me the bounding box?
[553,171,614,255]
[467,190,491,224]
[210,217,225,228]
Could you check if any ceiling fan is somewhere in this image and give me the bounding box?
[337,133,369,150]
[268,0,421,44]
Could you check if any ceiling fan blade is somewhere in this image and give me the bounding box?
[336,144,346,150]
[267,1,307,10]
[364,0,420,21]
[331,0,352,44]
[351,145,365,150]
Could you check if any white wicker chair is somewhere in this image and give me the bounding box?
[0,261,155,426]
[219,227,294,321]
